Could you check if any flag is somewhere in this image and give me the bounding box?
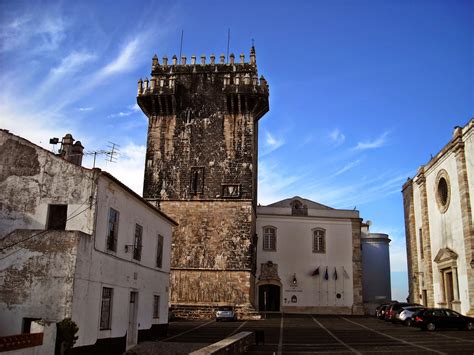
[312,266,320,276]
[342,266,350,279]
[333,267,338,280]
[324,267,329,280]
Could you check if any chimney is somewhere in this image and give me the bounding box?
[58,133,84,166]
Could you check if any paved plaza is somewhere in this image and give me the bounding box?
[130,313,474,354]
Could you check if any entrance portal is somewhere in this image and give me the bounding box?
[259,284,280,311]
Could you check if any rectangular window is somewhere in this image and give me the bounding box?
[153,295,160,318]
[190,167,204,195]
[263,227,276,251]
[107,208,119,252]
[313,229,326,253]
[156,234,164,268]
[419,228,424,259]
[100,287,113,330]
[133,224,143,261]
[47,204,68,230]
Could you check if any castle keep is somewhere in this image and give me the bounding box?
[137,47,269,313]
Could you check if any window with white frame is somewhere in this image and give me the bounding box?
[133,224,143,261]
[263,226,277,251]
[100,287,113,330]
[156,234,164,268]
[153,295,160,318]
[106,208,119,252]
[312,229,325,253]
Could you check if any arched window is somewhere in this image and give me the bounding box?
[263,226,277,251]
[312,228,325,253]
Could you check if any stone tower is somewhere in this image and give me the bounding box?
[137,47,269,315]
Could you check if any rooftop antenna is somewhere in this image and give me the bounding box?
[179,30,184,61]
[85,142,120,168]
[226,28,230,63]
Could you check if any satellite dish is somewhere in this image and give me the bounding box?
[366,220,372,227]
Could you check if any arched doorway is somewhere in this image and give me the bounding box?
[259,284,280,311]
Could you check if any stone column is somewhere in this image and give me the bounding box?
[351,218,364,314]
[402,179,419,303]
[416,170,435,307]
[453,132,474,316]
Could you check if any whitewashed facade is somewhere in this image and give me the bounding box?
[0,130,176,354]
[255,197,364,315]
[403,119,474,316]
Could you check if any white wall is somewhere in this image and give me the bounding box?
[70,174,173,347]
[256,213,355,310]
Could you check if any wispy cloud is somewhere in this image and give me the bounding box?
[258,160,302,204]
[77,107,94,112]
[0,11,67,53]
[330,159,362,178]
[352,131,390,151]
[93,38,142,82]
[108,104,141,118]
[329,128,345,146]
[261,131,284,156]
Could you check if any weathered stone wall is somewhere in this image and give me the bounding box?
[157,200,254,271]
[170,270,252,306]
[0,131,95,238]
[0,229,84,336]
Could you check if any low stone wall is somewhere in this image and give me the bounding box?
[281,306,357,314]
[189,331,253,355]
[170,304,260,320]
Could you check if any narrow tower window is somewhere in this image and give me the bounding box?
[190,167,204,194]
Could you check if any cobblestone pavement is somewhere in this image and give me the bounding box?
[128,314,474,354]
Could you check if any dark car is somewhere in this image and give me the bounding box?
[412,308,474,331]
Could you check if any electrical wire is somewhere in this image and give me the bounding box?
[0,199,95,260]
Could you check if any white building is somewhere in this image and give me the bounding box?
[403,119,474,316]
[255,197,364,315]
[0,130,176,354]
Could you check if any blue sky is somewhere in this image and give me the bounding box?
[1,0,473,301]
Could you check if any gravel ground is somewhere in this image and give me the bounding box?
[125,341,209,355]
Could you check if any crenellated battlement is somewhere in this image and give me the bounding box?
[137,46,269,119]
[137,46,268,97]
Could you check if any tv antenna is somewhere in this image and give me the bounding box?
[85,142,120,168]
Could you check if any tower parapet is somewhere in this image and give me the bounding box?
[137,46,269,119]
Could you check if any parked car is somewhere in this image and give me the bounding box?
[385,303,422,322]
[215,306,236,321]
[376,302,398,319]
[398,306,425,326]
[412,308,474,331]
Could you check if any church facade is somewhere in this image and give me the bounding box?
[137,48,269,316]
[403,119,474,316]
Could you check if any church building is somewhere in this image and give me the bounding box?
[403,119,474,316]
